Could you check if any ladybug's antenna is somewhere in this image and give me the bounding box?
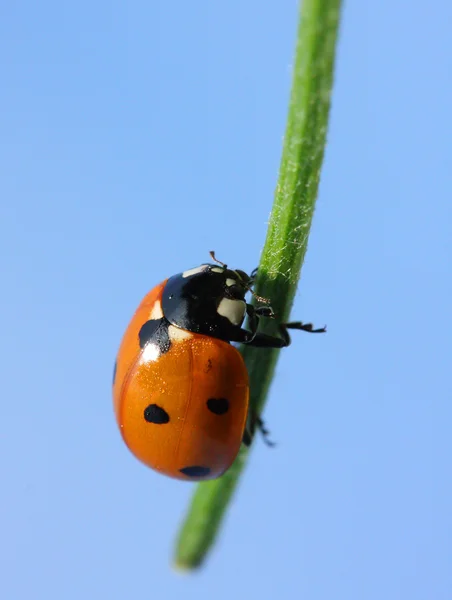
[247,287,271,305]
[209,250,227,269]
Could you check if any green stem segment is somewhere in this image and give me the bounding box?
[174,0,342,570]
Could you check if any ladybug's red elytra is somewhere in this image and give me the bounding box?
[113,252,325,481]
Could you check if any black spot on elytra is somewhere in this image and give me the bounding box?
[207,397,229,415]
[203,359,213,373]
[144,404,170,424]
[180,466,211,478]
[112,360,117,386]
[139,318,171,354]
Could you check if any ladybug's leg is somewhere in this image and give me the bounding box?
[244,321,326,348]
[254,306,275,318]
[242,428,252,447]
[254,415,275,447]
[229,304,325,346]
[227,303,263,344]
[242,411,275,447]
[249,267,259,282]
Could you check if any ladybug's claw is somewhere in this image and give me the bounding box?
[285,321,327,334]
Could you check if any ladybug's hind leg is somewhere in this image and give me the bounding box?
[255,415,276,447]
[242,428,252,447]
[242,411,276,448]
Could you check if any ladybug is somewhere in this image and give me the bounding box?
[112,252,325,481]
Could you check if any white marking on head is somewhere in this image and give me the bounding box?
[140,343,161,363]
[225,278,236,287]
[217,298,246,326]
[182,265,208,278]
[149,300,163,320]
[211,267,224,273]
[168,325,193,342]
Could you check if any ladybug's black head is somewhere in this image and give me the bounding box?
[161,263,255,341]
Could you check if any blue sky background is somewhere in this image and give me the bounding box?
[2,2,451,599]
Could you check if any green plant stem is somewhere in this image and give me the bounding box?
[174,0,342,570]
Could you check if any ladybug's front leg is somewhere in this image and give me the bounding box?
[244,321,326,348]
[228,303,326,347]
[227,303,268,344]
